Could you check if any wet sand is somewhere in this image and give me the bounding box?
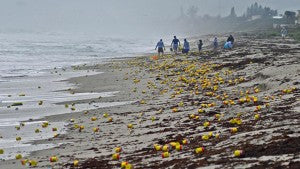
[1,33,300,169]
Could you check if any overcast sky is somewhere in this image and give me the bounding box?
[0,0,299,36]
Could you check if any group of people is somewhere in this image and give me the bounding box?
[155,35,235,56]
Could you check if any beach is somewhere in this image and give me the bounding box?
[1,33,300,169]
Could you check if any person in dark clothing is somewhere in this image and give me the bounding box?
[155,39,166,56]
[198,40,203,52]
[171,36,180,54]
[227,35,234,44]
[182,39,190,54]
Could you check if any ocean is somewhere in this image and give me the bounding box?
[0,32,153,160]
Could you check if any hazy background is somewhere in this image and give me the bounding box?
[0,0,299,37]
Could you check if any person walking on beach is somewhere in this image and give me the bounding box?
[198,40,203,52]
[227,35,234,44]
[182,39,190,54]
[155,39,166,56]
[281,27,288,39]
[171,36,180,54]
[213,37,218,50]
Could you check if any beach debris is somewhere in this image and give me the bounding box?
[91,117,97,121]
[50,156,58,162]
[16,136,22,141]
[21,159,28,165]
[172,107,178,113]
[38,101,43,105]
[65,104,69,108]
[15,126,21,130]
[79,125,84,132]
[112,153,120,160]
[70,119,75,123]
[19,93,25,96]
[35,129,40,133]
[52,127,58,131]
[11,102,23,106]
[42,121,49,128]
[0,149,4,154]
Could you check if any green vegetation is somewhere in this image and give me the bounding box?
[11,102,23,106]
[289,27,300,41]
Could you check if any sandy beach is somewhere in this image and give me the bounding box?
[1,33,300,169]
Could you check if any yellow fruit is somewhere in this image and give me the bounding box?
[189,114,195,119]
[50,156,58,162]
[15,154,22,159]
[172,108,178,113]
[121,161,128,168]
[112,153,120,160]
[115,147,122,153]
[73,160,79,167]
[154,144,162,151]
[202,135,209,140]
[93,127,99,132]
[195,147,204,154]
[125,163,133,169]
[29,160,37,166]
[91,117,97,121]
[175,144,182,151]
[16,136,21,141]
[198,109,204,113]
[127,124,133,129]
[162,145,169,152]
[161,152,170,158]
[203,121,210,127]
[231,128,238,133]
[234,150,243,157]
[254,114,260,120]
[182,139,188,145]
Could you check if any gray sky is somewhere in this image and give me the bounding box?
[0,0,299,36]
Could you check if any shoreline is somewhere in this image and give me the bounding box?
[1,33,300,168]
